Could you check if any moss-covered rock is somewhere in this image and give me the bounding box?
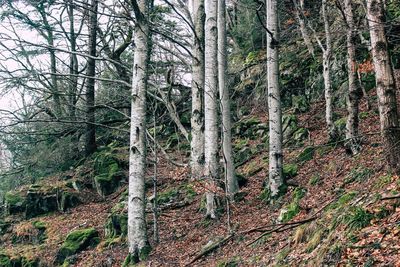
[25,185,58,219]
[278,188,306,222]
[93,153,125,197]
[59,191,80,212]
[297,146,315,163]
[0,254,11,267]
[56,228,99,264]
[5,191,26,215]
[282,114,298,141]
[334,117,347,140]
[292,95,309,113]
[0,220,10,235]
[292,128,309,144]
[283,164,298,179]
[105,213,128,238]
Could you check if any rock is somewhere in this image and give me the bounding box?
[105,213,128,238]
[4,191,26,215]
[56,228,99,264]
[292,128,309,144]
[0,220,10,235]
[93,155,125,197]
[292,95,309,113]
[334,117,347,140]
[25,185,58,219]
[283,164,298,179]
[282,114,298,141]
[297,146,315,163]
[59,191,80,212]
[234,146,253,166]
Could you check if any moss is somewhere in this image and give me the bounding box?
[329,191,357,210]
[122,253,137,267]
[292,128,309,143]
[105,213,128,238]
[374,174,392,189]
[5,191,25,214]
[275,247,291,265]
[139,245,151,261]
[0,254,11,267]
[283,164,298,179]
[297,146,315,163]
[217,257,240,267]
[359,111,369,120]
[243,161,263,177]
[279,188,305,222]
[309,174,321,186]
[156,188,178,205]
[345,207,374,230]
[306,229,325,252]
[56,228,99,264]
[344,167,372,185]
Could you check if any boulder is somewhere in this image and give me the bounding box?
[56,228,99,265]
[25,185,58,219]
[93,154,125,197]
[4,191,26,215]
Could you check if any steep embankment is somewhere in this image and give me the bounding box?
[1,89,400,266]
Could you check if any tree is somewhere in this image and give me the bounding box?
[218,0,238,197]
[190,0,205,179]
[204,0,219,218]
[266,0,284,198]
[127,0,152,262]
[366,0,400,173]
[85,0,98,156]
[343,0,362,155]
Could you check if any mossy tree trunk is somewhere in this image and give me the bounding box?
[367,0,400,173]
[127,0,151,262]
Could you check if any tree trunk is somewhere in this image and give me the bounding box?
[367,0,400,173]
[190,0,205,179]
[266,0,284,198]
[293,0,314,57]
[321,0,336,141]
[344,0,362,155]
[127,0,151,262]
[84,0,98,156]
[204,0,219,218]
[67,0,78,121]
[218,0,238,198]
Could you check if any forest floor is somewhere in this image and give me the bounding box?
[2,90,400,266]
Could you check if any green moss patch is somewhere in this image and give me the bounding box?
[297,146,315,163]
[56,228,99,264]
[283,164,298,179]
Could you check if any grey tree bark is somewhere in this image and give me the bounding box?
[85,0,98,156]
[190,0,205,179]
[127,0,151,262]
[293,0,314,57]
[218,0,238,197]
[204,0,219,218]
[367,0,400,173]
[266,0,284,198]
[344,0,362,155]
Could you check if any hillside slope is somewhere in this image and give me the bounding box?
[1,91,400,267]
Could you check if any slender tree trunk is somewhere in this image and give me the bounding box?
[190,0,205,179]
[266,0,284,198]
[293,0,314,57]
[218,0,238,198]
[39,6,62,117]
[321,0,336,141]
[204,0,219,218]
[345,0,362,155]
[85,0,98,156]
[367,0,400,173]
[127,0,151,262]
[68,0,78,120]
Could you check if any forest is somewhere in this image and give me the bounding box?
[0,0,400,266]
